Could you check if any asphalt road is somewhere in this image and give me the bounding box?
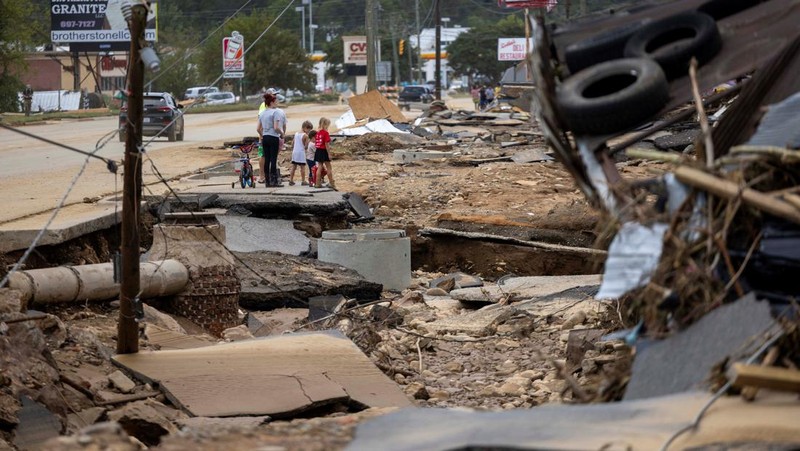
[0,103,350,223]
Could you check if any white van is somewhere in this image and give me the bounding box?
[184,86,219,100]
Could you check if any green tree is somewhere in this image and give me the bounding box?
[0,0,35,112]
[196,9,314,93]
[447,14,525,84]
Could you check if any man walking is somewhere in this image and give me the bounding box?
[22,85,33,116]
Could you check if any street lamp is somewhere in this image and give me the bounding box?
[295,6,306,51]
[310,24,319,54]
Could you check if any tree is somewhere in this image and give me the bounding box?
[447,14,525,84]
[196,9,314,93]
[0,0,34,112]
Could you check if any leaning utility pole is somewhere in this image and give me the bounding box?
[434,0,441,100]
[366,0,377,91]
[118,3,147,355]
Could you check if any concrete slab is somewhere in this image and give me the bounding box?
[216,216,310,255]
[451,274,601,304]
[0,200,123,253]
[113,331,412,418]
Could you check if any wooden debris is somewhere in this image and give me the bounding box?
[674,165,800,224]
[730,362,800,394]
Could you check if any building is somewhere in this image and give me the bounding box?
[410,25,469,86]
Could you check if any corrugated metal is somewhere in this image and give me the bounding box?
[747,91,800,149]
[25,90,83,112]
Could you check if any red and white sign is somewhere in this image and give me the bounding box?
[343,35,367,66]
[222,31,245,73]
[498,0,557,9]
[498,38,533,61]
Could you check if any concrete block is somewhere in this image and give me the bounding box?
[393,149,456,163]
[318,229,411,291]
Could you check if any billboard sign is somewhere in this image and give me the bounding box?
[343,36,367,66]
[50,0,158,52]
[498,37,533,61]
[222,31,245,77]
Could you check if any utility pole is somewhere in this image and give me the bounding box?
[308,0,314,54]
[295,6,306,51]
[390,21,401,86]
[118,3,147,355]
[415,0,421,83]
[72,51,81,91]
[434,0,441,100]
[366,0,377,91]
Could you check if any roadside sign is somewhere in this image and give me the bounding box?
[343,36,368,66]
[498,38,533,61]
[376,62,391,82]
[224,72,244,79]
[223,31,245,72]
[50,0,158,52]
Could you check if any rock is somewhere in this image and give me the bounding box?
[444,361,464,373]
[404,382,429,400]
[495,339,520,351]
[143,304,186,334]
[36,314,67,348]
[505,376,532,390]
[425,288,449,297]
[222,325,254,342]
[0,289,22,313]
[561,311,587,330]
[496,360,519,376]
[0,394,19,429]
[428,389,450,400]
[370,304,403,327]
[478,385,500,397]
[107,400,178,446]
[393,374,406,384]
[532,380,552,394]
[433,277,456,292]
[516,370,545,382]
[108,370,136,394]
[421,369,438,380]
[498,382,526,397]
[67,407,106,432]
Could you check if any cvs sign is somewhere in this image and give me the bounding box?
[343,36,368,66]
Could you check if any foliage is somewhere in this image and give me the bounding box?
[447,15,525,84]
[0,0,34,112]
[196,9,314,94]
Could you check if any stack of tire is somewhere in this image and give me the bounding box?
[555,0,745,136]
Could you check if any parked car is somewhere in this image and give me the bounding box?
[119,92,184,142]
[184,86,218,100]
[202,91,237,105]
[399,85,434,104]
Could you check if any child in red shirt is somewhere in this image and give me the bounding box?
[313,117,336,190]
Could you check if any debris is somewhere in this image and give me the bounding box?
[729,363,800,394]
[510,149,555,163]
[13,396,62,450]
[345,192,375,222]
[108,370,137,394]
[107,400,179,446]
[112,331,411,418]
[449,274,600,304]
[143,324,214,350]
[234,251,382,310]
[595,222,669,300]
[565,329,606,372]
[425,287,448,297]
[216,216,311,255]
[624,294,778,400]
[346,90,407,123]
[246,309,307,337]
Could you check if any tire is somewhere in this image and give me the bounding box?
[698,0,763,20]
[564,20,650,74]
[177,126,184,141]
[624,11,721,80]
[556,57,669,135]
[167,125,177,142]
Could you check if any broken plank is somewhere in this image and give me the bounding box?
[729,363,800,393]
[626,147,683,162]
[95,391,162,406]
[674,166,800,224]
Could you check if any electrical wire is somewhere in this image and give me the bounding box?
[147,0,254,86]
